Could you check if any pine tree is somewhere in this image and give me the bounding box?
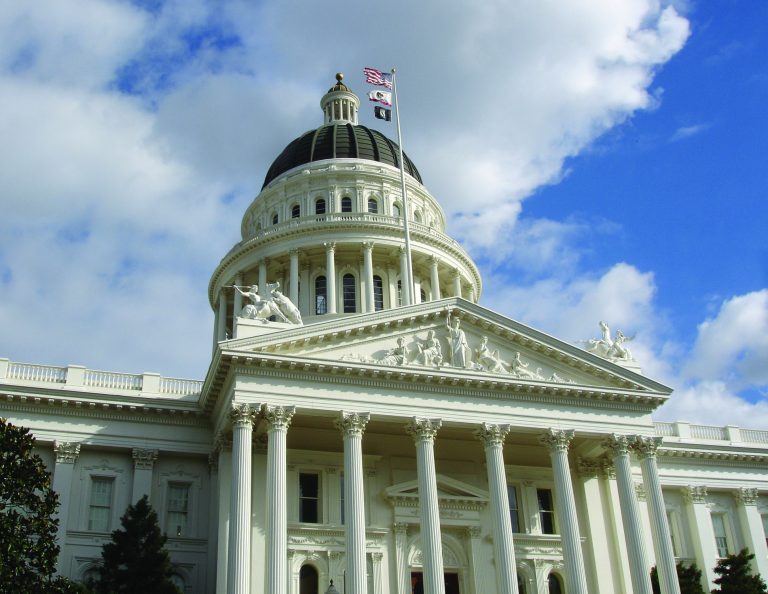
[711,549,767,594]
[651,561,706,594]
[94,496,180,594]
[0,418,80,594]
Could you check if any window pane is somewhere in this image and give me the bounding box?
[343,274,356,313]
[291,204,300,218]
[88,477,113,532]
[315,276,327,315]
[538,489,555,534]
[712,514,728,557]
[508,485,520,533]
[167,483,190,536]
[341,197,352,212]
[315,199,326,215]
[393,204,401,217]
[397,280,402,306]
[299,473,320,523]
[373,276,384,311]
[667,511,679,556]
[367,198,378,213]
[272,213,278,225]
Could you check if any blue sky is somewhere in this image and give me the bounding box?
[0,0,765,426]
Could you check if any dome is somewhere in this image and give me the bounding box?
[262,123,423,189]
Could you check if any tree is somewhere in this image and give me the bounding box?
[651,562,706,594]
[711,548,767,594]
[94,496,180,594]
[0,418,80,594]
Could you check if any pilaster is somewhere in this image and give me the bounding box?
[53,441,80,572]
[131,448,158,502]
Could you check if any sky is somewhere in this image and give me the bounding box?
[0,0,766,428]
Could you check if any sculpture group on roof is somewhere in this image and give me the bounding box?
[584,321,635,362]
[234,281,303,326]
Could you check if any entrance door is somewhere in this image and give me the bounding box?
[410,572,460,594]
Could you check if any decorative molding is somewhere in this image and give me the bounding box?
[474,423,510,448]
[539,429,574,453]
[576,457,601,478]
[335,411,370,437]
[54,441,81,464]
[229,402,259,427]
[734,487,759,506]
[263,404,296,431]
[131,448,158,470]
[393,522,408,535]
[405,418,442,442]
[603,433,633,457]
[682,485,708,504]
[633,435,663,460]
[465,526,481,539]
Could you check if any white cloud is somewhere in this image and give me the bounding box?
[670,122,711,141]
[655,380,768,427]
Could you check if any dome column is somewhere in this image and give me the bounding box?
[452,269,462,298]
[217,291,227,342]
[233,274,243,321]
[300,264,310,315]
[399,247,411,306]
[363,242,375,312]
[289,249,299,306]
[325,242,337,314]
[430,257,441,300]
[258,258,267,297]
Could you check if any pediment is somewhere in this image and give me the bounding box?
[385,475,489,507]
[221,299,670,395]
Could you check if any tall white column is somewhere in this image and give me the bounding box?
[325,242,337,314]
[634,437,680,594]
[233,274,243,319]
[468,285,476,303]
[289,249,299,306]
[363,242,375,312]
[734,488,768,578]
[682,486,718,589]
[475,424,518,594]
[394,523,410,594]
[540,429,588,594]
[227,403,258,594]
[429,256,441,300]
[336,412,370,594]
[399,247,411,306]
[264,405,296,594]
[131,448,157,502]
[603,434,652,594]
[53,441,80,573]
[258,258,267,297]
[217,291,227,342]
[405,418,445,594]
[452,270,462,298]
[216,437,232,594]
[299,264,310,315]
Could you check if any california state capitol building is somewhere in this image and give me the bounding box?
[2,74,768,594]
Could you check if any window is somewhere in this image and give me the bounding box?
[367,197,378,213]
[166,483,190,537]
[341,196,352,212]
[548,574,563,594]
[517,575,527,594]
[537,488,556,534]
[373,275,384,311]
[340,472,345,525]
[88,477,114,532]
[291,204,301,218]
[393,203,401,218]
[414,210,422,223]
[667,511,680,556]
[420,288,427,303]
[508,485,521,533]
[397,280,402,306]
[299,472,321,523]
[315,276,327,315]
[343,274,356,313]
[299,565,319,594]
[272,212,279,225]
[712,513,729,557]
[315,198,326,215]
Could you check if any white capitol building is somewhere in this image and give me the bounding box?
[2,75,767,594]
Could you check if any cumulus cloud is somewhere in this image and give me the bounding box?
[655,380,768,427]
[670,122,711,141]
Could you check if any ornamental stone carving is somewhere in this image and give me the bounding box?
[393,522,408,535]
[263,404,296,431]
[539,428,575,453]
[405,418,442,442]
[633,435,663,460]
[415,330,443,367]
[335,411,370,437]
[54,441,81,464]
[131,448,158,470]
[234,281,302,325]
[603,433,633,457]
[682,485,708,504]
[735,487,759,506]
[474,423,510,447]
[634,482,647,502]
[229,403,259,427]
[583,321,635,362]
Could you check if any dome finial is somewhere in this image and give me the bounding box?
[336,72,344,82]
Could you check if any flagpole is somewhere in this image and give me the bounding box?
[391,67,415,306]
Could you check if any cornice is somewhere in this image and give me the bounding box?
[658,447,768,466]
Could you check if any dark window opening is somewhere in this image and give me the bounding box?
[299,473,320,523]
[315,276,327,315]
[341,197,352,213]
[538,488,556,534]
[367,198,378,213]
[315,198,326,215]
[299,565,319,594]
[272,213,279,225]
[373,275,384,311]
[343,274,356,313]
[548,574,563,594]
[508,485,520,533]
[291,204,300,218]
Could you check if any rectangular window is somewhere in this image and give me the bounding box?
[299,472,321,523]
[340,472,345,525]
[712,513,729,558]
[667,511,679,556]
[88,477,114,532]
[508,485,521,533]
[373,276,384,311]
[342,275,356,313]
[397,280,402,306]
[166,483,190,537]
[537,488,556,534]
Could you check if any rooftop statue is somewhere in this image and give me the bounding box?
[584,321,635,362]
[445,311,470,368]
[234,282,303,325]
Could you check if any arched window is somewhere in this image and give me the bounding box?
[373,275,384,311]
[548,573,563,594]
[315,198,326,215]
[367,197,379,213]
[420,288,427,303]
[341,196,352,213]
[272,212,279,225]
[518,575,527,594]
[414,210,422,223]
[397,280,402,306]
[342,274,356,313]
[393,203,401,218]
[299,565,319,594]
[170,575,186,593]
[315,276,327,315]
[291,204,301,218]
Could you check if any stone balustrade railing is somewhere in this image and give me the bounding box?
[654,421,768,445]
[0,358,202,397]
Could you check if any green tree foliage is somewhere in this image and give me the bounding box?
[711,548,768,594]
[0,418,80,594]
[651,561,706,594]
[94,496,179,594]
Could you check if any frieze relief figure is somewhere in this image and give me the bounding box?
[415,330,443,367]
[584,321,635,362]
[474,335,508,373]
[445,312,470,368]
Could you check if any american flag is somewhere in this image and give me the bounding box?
[363,67,393,89]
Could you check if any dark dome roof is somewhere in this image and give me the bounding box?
[262,123,423,189]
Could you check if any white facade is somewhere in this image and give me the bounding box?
[2,77,768,594]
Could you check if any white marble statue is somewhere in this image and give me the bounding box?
[474,336,508,373]
[379,337,409,366]
[509,352,541,380]
[416,330,443,366]
[269,282,303,325]
[446,312,469,368]
[584,321,634,362]
[234,282,302,325]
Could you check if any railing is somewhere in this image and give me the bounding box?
[160,377,204,395]
[84,370,143,391]
[7,362,66,383]
[653,422,676,437]
[690,424,728,440]
[654,422,768,444]
[741,429,768,444]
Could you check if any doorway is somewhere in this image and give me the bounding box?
[411,571,460,594]
[299,565,319,594]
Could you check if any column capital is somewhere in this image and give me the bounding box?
[405,418,442,442]
[735,487,759,506]
[682,485,708,504]
[54,441,81,464]
[208,452,218,471]
[429,255,439,265]
[132,448,158,470]
[215,431,233,452]
[229,402,259,428]
[393,522,408,535]
[398,245,406,255]
[539,428,575,453]
[289,248,299,257]
[465,525,482,539]
[633,435,663,460]
[324,241,337,253]
[263,404,296,431]
[362,241,374,252]
[474,423,510,447]
[335,411,370,437]
[602,433,633,457]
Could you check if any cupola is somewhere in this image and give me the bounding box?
[320,73,359,125]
